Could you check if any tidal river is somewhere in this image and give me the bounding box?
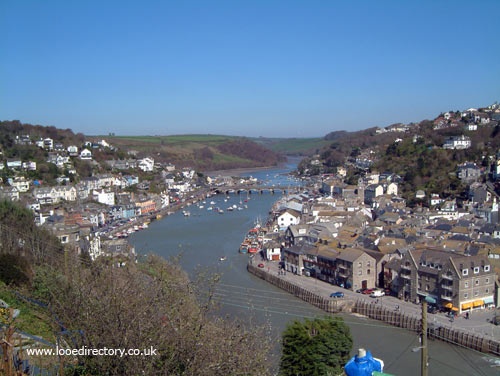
[129,161,499,375]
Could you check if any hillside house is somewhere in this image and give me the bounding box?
[43,138,54,151]
[67,145,79,157]
[6,158,22,170]
[9,177,30,193]
[93,189,115,206]
[80,148,92,160]
[138,157,154,172]
[457,162,481,183]
[443,135,471,150]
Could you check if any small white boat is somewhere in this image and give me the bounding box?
[220,256,227,261]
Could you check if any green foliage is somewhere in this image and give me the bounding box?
[0,280,54,340]
[279,316,353,376]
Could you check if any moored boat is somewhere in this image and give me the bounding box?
[239,242,249,253]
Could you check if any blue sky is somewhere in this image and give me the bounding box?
[1,1,499,138]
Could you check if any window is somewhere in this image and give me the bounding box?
[486,278,489,284]
[474,267,480,274]
[484,265,490,272]
[367,261,371,267]
[426,285,430,291]
[474,291,479,297]
[464,293,468,299]
[358,262,362,268]
[358,270,362,275]
[462,269,468,276]
[367,269,371,275]
[475,279,479,285]
[464,282,469,288]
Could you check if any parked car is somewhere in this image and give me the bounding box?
[330,291,344,298]
[370,289,385,298]
[362,288,375,295]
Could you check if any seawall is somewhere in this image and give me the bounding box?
[247,263,500,357]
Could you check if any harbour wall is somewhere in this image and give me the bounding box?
[247,264,500,357]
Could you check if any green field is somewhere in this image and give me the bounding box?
[96,134,327,156]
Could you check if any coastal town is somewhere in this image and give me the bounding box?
[1,103,500,358]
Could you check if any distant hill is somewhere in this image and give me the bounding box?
[88,134,288,171]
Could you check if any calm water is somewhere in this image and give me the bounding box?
[129,162,499,375]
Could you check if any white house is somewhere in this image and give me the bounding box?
[263,240,282,261]
[56,186,77,202]
[67,145,79,156]
[138,157,154,172]
[277,209,301,230]
[33,187,59,204]
[80,148,92,160]
[22,161,37,171]
[43,138,54,150]
[443,135,471,150]
[93,189,115,206]
[9,177,30,193]
[430,193,443,206]
[6,158,22,170]
[385,182,398,196]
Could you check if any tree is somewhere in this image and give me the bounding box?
[35,255,272,376]
[279,316,352,376]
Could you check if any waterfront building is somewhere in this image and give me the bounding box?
[336,248,377,291]
[396,249,496,312]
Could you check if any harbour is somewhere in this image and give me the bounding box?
[128,161,500,375]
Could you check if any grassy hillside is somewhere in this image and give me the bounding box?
[96,134,287,171]
[251,137,330,155]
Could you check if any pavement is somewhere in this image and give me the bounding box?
[252,257,500,342]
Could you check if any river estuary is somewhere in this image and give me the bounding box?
[129,161,499,375]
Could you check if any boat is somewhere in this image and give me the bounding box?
[220,256,227,261]
[182,210,191,217]
[248,242,260,254]
[239,243,249,254]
